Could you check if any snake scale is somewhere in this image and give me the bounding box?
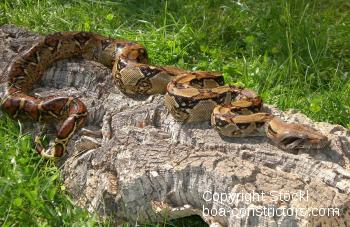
[1,32,329,158]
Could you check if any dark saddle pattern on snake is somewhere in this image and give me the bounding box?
[1,32,329,158]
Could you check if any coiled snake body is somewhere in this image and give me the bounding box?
[1,32,329,158]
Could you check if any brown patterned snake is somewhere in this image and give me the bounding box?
[0,32,329,158]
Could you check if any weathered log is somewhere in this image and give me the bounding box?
[1,25,349,227]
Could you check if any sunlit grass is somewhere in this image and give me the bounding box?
[0,115,104,226]
[0,0,349,226]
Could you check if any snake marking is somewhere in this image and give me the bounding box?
[1,32,329,158]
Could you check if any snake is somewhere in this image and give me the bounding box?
[0,32,329,158]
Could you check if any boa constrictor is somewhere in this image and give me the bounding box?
[1,32,329,158]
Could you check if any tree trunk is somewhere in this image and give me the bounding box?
[1,25,349,227]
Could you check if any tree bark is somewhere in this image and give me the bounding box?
[1,25,349,227]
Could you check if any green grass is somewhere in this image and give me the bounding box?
[0,115,104,226]
[0,0,349,226]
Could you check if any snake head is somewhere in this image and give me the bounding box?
[267,118,330,150]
